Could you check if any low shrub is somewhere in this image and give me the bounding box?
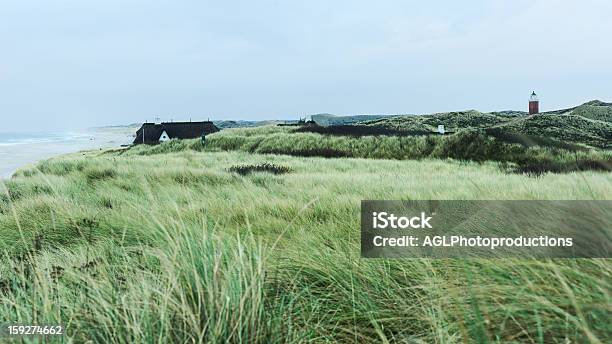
[229,163,293,176]
[514,158,612,176]
[294,124,433,137]
[485,128,587,151]
[258,147,351,158]
[431,130,504,162]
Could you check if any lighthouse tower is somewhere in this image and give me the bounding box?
[529,91,539,115]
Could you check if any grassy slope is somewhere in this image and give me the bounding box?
[126,127,611,177]
[363,101,612,148]
[495,114,612,149]
[1,144,611,342]
[311,113,399,126]
[363,110,512,132]
[567,102,612,123]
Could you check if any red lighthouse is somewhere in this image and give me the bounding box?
[529,91,539,115]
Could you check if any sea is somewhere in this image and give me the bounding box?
[0,129,134,179]
[0,132,92,147]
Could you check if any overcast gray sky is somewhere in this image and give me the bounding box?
[1,0,611,132]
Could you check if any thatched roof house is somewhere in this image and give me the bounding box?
[134,121,219,144]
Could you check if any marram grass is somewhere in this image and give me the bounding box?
[125,126,612,172]
[1,146,611,343]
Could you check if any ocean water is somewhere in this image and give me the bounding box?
[0,132,92,147]
[0,129,134,179]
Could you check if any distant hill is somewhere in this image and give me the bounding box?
[362,100,612,148]
[543,100,612,120]
[362,110,514,132]
[489,110,528,117]
[91,123,141,130]
[494,113,611,149]
[556,101,612,123]
[108,100,611,148]
[311,113,401,126]
[213,120,288,129]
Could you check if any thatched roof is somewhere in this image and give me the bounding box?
[134,121,219,144]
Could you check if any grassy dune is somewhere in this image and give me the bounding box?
[125,126,612,176]
[363,101,612,149]
[498,114,612,149]
[1,142,611,342]
[364,110,513,132]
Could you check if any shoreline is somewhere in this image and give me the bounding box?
[0,127,134,179]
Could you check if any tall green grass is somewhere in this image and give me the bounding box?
[1,227,305,343]
[125,126,612,174]
[1,148,611,342]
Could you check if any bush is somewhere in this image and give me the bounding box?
[229,163,293,176]
[294,124,433,137]
[514,158,612,176]
[485,128,587,151]
[259,147,351,158]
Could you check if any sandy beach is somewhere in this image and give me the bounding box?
[0,127,135,179]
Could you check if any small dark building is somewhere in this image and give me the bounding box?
[134,121,220,144]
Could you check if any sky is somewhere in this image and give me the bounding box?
[1,0,611,132]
